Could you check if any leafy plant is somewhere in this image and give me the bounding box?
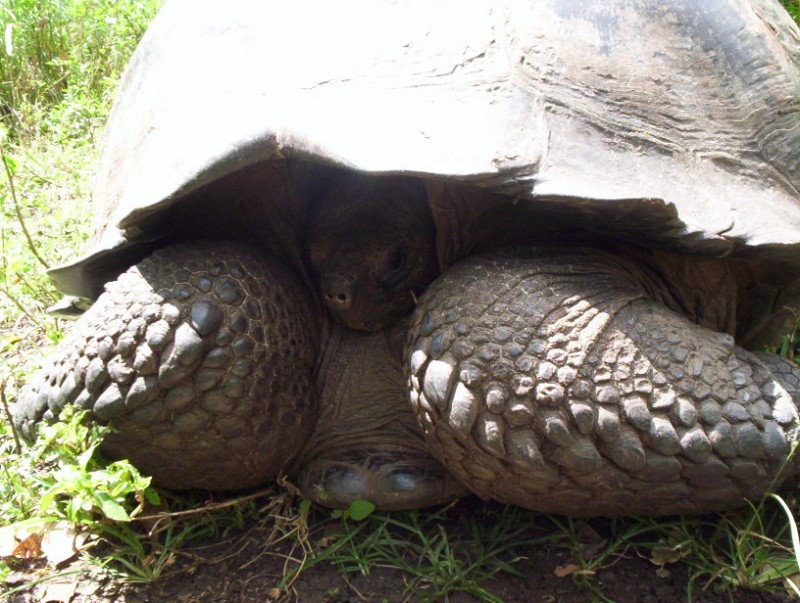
[0,406,159,587]
[1,0,162,140]
[781,0,799,22]
[1,406,157,525]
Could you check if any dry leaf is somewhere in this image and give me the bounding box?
[582,538,609,559]
[576,522,603,543]
[11,532,43,559]
[41,580,77,603]
[0,521,90,567]
[554,563,582,578]
[40,521,91,566]
[650,545,682,565]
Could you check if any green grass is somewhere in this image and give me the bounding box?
[1,0,162,141]
[545,502,800,601]
[2,1,800,602]
[782,0,800,22]
[269,496,800,602]
[279,501,556,603]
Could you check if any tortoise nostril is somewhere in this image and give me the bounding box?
[326,291,350,306]
[323,278,353,310]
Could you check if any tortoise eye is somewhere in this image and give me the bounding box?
[382,246,408,285]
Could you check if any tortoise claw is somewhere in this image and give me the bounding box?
[298,446,467,511]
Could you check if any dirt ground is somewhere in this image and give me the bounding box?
[4,495,796,603]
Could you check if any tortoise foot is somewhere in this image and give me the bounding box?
[16,242,317,490]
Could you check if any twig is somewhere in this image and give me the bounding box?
[135,487,277,523]
[14,268,56,305]
[0,283,43,328]
[1,377,22,454]
[17,161,55,185]
[0,141,50,269]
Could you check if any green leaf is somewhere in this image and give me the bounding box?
[0,334,22,354]
[299,498,311,513]
[2,153,17,177]
[348,499,375,522]
[143,487,161,505]
[97,493,131,522]
[39,489,57,513]
[77,446,98,471]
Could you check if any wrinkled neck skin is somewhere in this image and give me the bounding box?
[426,179,799,352]
[580,244,742,338]
[307,173,439,332]
[511,242,797,352]
[300,320,420,462]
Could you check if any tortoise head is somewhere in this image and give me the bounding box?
[308,174,438,332]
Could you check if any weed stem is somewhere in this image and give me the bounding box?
[1,378,22,454]
[1,141,50,269]
[0,283,43,328]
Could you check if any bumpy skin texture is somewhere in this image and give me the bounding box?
[16,239,462,509]
[16,233,800,514]
[407,248,800,516]
[297,322,466,510]
[17,242,318,490]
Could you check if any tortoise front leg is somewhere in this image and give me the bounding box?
[16,242,318,490]
[406,248,800,516]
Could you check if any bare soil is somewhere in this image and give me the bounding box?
[4,496,795,603]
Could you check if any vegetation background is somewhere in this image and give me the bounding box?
[1,1,800,601]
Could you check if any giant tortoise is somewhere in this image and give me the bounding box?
[15,0,800,516]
